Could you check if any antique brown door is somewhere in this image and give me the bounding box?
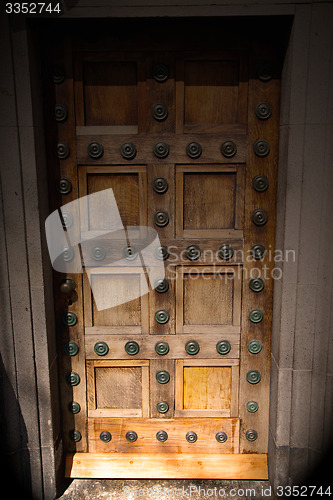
[43,19,282,479]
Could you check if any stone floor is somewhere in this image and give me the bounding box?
[58,479,275,499]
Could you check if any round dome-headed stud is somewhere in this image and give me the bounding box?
[186,142,202,159]
[253,140,270,157]
[218,244,234,261]
[186,431,197,443]
[153,142,169,159]
[156,430,168,442]
[62,311,78,327]
[216,431,228,443]
[62,246,74,262]
[185,244,201,261]
[56,142,70,159]
[153,63,169,83]
[69,430,82,442]
[68,401,81,414]
[216,340,231,355]
[251,243,266,260]
[155,309,170,325]
[155,342,170,356]
[185,341,200,356]
[52,66,65,84]
[126,430,138,442]
[154,210,169,228]
[257,61,273,82]
[91,246,106,261]
[120,142,137,160]
[154,245,169,261]
[157,401,169,413]
[100,431,112,443]
[248,340,262,354]
[153,177,168,194]
[156,370,170,384]
[246,429,258,442]
[253,175,269,192]
[54,104,68,122]
[94,341,109,356]
[249,277,265,293]
[255,102,272,120]
[56,177,72,195]
[252,209,268,226]
[221,140,237,158]
[66,371,80,386]
[249,309,264,324]
[152,103,168,121]
[154,278,169,293]
[64,342,79,356]
[61,211,73,229]
[125,341,140,356]
[247,401,259,413]
[247,370,261,385]
[88,141,104,159]
[124,246,138,261]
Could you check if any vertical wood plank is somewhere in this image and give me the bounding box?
[149,359,175,419]
[238,49,281,453]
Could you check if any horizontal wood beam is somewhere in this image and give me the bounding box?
[66,452,268,479]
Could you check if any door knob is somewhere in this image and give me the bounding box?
[60,278,78,305]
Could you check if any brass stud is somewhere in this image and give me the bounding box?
[154,210,169,227]
[221,140,237,158]
[249,277,265,293]
[120,142,137,160]
[246,429,258,442]
[56,177,72,195]
[253,140,270,157]
[186,431,197,443]
[255,102,272,120]
[100,431,112,443]
[126,430,138,442]
[153,177,168,194]
[94,342,109,356]
[54,104,68,122]
[216,431,228,443]
[153,64,169,82]
[185,244,201,261]
[248,340,262,354]
[56,142,70,159]
[152,103,168,121]
[153,142,169,159]
[88,142,104,159]
[186,142,202,159]
[252,209,268,226]
[253,175,269,192]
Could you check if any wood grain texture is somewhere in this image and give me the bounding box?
[87,360,149,418]
[175,359,239,418]
[66,452,268,479]
[149,359,175,419]
[84,268,149,333]
[87,417,239,454]
[44,36,88,452]
[238,52,281,453]
[84,333,240,360]
[76,133,247,165]
[176,266,242,334]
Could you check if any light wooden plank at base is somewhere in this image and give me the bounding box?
[66,453,268,479]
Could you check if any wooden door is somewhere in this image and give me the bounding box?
[43,19,283,479]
